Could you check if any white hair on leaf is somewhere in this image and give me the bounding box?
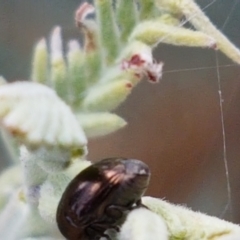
[0,81,87,148]
[142,196,240,240]
[119,208,168,240]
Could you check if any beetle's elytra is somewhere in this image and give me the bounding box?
[56,158,150,240]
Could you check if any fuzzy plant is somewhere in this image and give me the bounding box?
[0,0,240,239]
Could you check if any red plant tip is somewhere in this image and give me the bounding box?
[145,61,164,83]
[147,71,158,83]
[211,42,218,50]
[134,73,141,78]
[121,54,145,70]
[125,83,133,89]
[122,54,163,83]
[129,54,145,66]
[75,2,95,24]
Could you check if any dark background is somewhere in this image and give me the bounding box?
[1,0,240,222]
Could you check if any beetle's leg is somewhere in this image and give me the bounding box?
[105,199,146,219]
[109,225,120,232]
[105,204,130,220]
[91,232,111,240]
[86,224,111,240]
[136,199,142,207]
[91,217,121,232]
[134,198,149,209]
[93,221,120,232]
[98,232,111,240]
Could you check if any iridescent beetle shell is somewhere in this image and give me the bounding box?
[56,158,150,240]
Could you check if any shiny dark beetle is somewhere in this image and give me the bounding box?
[56,158,150,240]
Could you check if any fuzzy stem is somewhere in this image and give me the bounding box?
[0,192,28,240]
[138,0,156,20]
[82,80,133,112]
[67,40,86,105]
[0,129,18,165]
[32,38,48,84]
[20,146,48,204]
[130,20,216,48]
[155,0,240,64]
[180,0,240,64]
[50,27,68,101]
[116,0,138,43]
[77,113,126,138]
[85,51,102,86]
[94,0,120,65]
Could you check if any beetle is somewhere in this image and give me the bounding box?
[56,157,150,240]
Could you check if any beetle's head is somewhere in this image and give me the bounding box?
[97,158,150,195]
